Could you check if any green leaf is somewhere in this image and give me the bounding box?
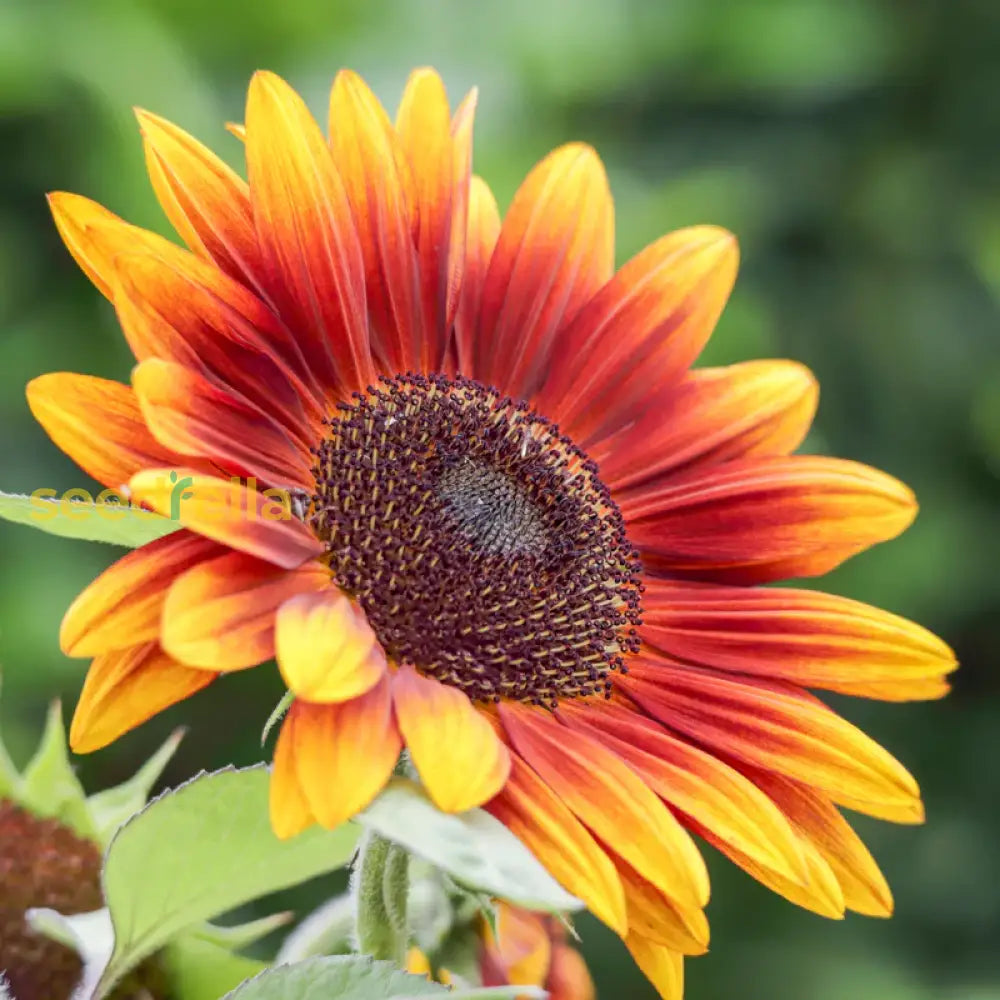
[0,490,179,547]
[86,728,185,845]
[0,676,23,797]
[19,701,95,839]
[163,935,269,1000]
[275,894,355,963]
[192,911,294,950]
[358,779,580,914]
[95,765,360,998]
[220,956,545,1000]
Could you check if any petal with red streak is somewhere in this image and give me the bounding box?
[394,666,510,812]
[269,709,317,840]
[246,70,372,394]
[537,227,737,444]
[69,642,215,754]
[640,579,956,701]
[618,658,922,822]
[129,468,324,570]
[161,550,327,669]
[498,701,708,912]
[475,144,614,398]
[276,588,386,703]
[289,679,401,828]
[622,455,917,584]
[27,373,203,490]
[61,530,222,657]
[593,359,818,490]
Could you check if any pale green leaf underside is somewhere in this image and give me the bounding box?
[358,779,581,914]
[0,491,179,547]
[96,765,360,998]
[221,956,545,1000]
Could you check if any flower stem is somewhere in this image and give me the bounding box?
[353,830,410,964]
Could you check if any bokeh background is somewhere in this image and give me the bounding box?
[1,0,998,997]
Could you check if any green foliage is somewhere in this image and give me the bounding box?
[0,491,178,547]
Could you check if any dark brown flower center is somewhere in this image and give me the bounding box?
[310,374,642,706]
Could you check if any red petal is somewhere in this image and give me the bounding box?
[622,455,917,584]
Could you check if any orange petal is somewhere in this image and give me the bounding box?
[445,89,477,331]
[486,752,627,936]
[536,226,737,444]
[624,935,684,1000]
[619,659,922,822]
[475,144,614,399]
[454,175,501,376]
[546,943,596,1000]
[748,770,894,917]
[61,530,222,657]
[329,70,422,373]
[245,70,372,395]
[393,666,510,812]
[558,699,806,886]
[493,904,552,987]
[137,109,267,295]
[498,702,708,913]
[70,642,215,753]
[26,373,202,490]
[111,244,322,426]
[47,192,176,300]
[132,359,312,489]
[622,455,917,584]
[641,580,956,701]
[396,68,464,369]
[288,678,401,828]
[129,468,324,570]
[614,855,709,956]
[275,588,386,703]
[161,551,327,669]
[593,359,818,489]
[269,707,317,839]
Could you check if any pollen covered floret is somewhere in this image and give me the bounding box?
[311,373,643,706]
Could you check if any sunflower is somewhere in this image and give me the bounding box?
[28,67,956,998]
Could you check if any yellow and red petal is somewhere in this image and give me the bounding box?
[286,678,401,828]
[129,468,324,569]
[613,855,710,956]
[486,752,627,936]
[132,358,312,489]
[69,642,215,754]
[269,707,318,839]
[111,243,322,425]
[246,70,372,394]
[26,373,203,490]
[329,70,422,373]
[393,666,510,812]
[558,699,806,885]
[622,455,917,584]
[454,175,501,375]
[275,588,386,703]
[641,580,956,701]
[445,89,477,331]
[161,551,327,669]
[491,904,552,988]
[593,359,818,490]
[396,68,470,368]
[61,530,222,657]
[475,144,614,398]
[624,935,684,1000]
[619,659,922,821]
[748,769,893,917]
[137,109,267,296]
[498,701,708,913]
[536,226,737,444]
[546,942,596,1000]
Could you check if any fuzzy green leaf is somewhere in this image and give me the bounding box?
[163,935,269,1000]
[0,490,179,547]
[220,956,545,1000]
[94,765,360,998]
[358,779,580,913]
[19,701,95,839]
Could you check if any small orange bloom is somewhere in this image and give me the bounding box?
[30,67,956,998]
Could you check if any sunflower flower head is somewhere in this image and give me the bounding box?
[31,66,957,998]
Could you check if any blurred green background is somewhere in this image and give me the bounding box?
[1,0,998,997]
